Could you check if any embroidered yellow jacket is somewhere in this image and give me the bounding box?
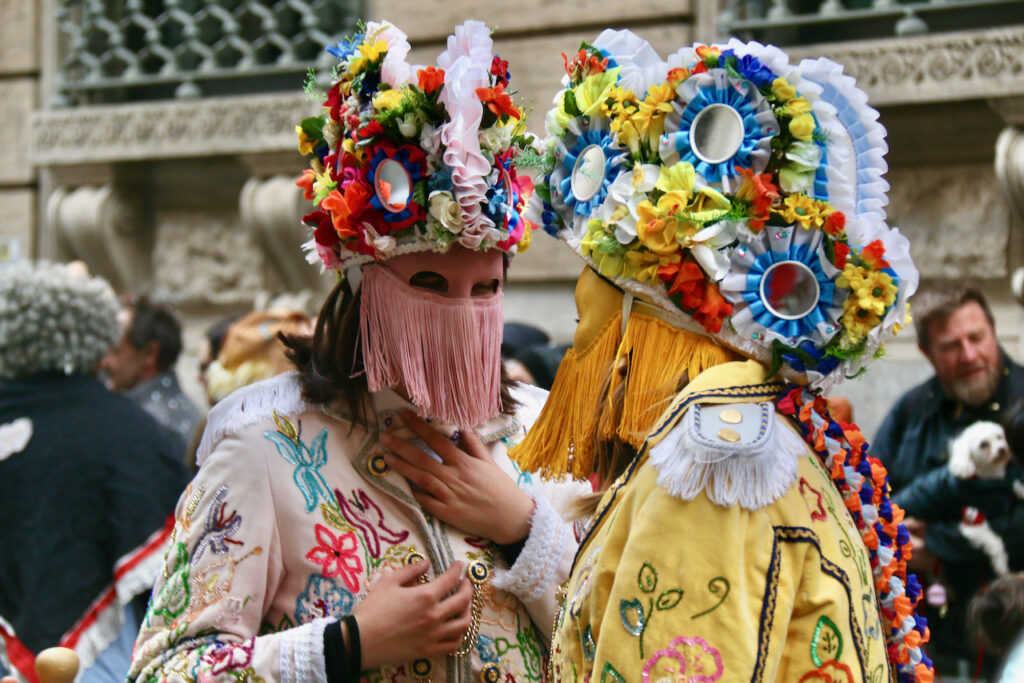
[550,361,891,683]
[129,373,587,683]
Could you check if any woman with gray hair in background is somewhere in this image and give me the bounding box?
[0,261,190,683]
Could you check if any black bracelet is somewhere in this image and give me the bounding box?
[322,619,348,683]
[342,614,361,681]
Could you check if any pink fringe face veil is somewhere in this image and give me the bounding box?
[358,247,506,428]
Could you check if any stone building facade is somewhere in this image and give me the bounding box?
[4,1,1024,437]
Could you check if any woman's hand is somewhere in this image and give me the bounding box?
[379,411,535,545]
[352,560,473,669]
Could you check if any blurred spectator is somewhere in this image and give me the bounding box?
[507,343,570,391]
[203,310,313,405]
[969,573,1024,681]
[197,313,241,399]
[501,322,549,360]
[875,286,1024,676]
[0,261,190,683]
[100,295,201,456]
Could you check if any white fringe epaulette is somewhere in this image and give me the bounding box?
[196,371,311,467]
[649,401,806,511]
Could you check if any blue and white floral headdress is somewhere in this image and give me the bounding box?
[529,32,917,389]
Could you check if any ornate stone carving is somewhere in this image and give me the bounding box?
[152,211,265,305]
[239,175,323,292]
[30,93,319,166]
[788,26,1024,106]
[46,184,149,292]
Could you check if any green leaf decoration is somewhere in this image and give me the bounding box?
[638,562,658,593]
[412,180,428,209]
[656,589,683,611]
[563,90,582,118]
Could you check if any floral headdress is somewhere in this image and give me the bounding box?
[296,20,537,276]
[530,32,917,389]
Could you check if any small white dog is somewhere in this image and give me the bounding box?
[948,421,1016,575]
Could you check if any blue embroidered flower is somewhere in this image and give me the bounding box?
[263,423,332,512]
[475,634,500,663]
[295,575,355,624]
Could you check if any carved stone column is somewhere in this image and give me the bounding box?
[990,97,1024,303]
[239,174,322,293]
[45,183,149,292]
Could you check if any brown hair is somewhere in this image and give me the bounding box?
[913,286,995,352]
[968,573,1024,655]
[282,280,518,429]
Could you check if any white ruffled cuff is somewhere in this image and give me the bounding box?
[279,617,332,683]
[491,486,569,603]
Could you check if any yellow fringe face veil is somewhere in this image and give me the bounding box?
[511,267,737,480]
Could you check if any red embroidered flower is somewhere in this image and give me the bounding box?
[202,639,254,676]
[417,66,445,94]
[305,524,363,593]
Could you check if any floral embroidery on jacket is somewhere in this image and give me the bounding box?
[264,413,331,512]
[305,523,363,592]
[641,635,724,683]
[618,563,684,658]
[337,488,410,558]
[294,574,355,623]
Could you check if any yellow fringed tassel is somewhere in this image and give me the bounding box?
[600,314,737,449]
[510,312,623,479]
[511,310,740,481]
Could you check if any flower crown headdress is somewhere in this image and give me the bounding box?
[297,20,537,275]
[530,31,918,389]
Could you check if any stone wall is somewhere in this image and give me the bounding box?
[0,0,38,262]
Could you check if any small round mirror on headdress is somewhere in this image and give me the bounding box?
[690,104,745,165]
[759,261,820,321]
[570,144,608,202]
[374,159,413,213]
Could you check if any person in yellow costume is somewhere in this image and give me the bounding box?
[506,32,935,683]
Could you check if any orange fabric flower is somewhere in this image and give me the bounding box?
[860,239,890,268]
[296,169,316,200]
[417,66,445,94]
[476,84,521,120]
[320,181,372,240]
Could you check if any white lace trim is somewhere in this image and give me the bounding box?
[279,617,331,683]
[650,408,806,510]
[491,486,569,603]
[197,372,310,467]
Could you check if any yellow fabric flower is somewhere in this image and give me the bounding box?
[616,118,643,156]
[838,264,897,316]
[772,77,796,102]
[518,224,533,254]
[603,86,639,125]
[685,187,731,223]
[634,83,676,147]
[372,88,404,111]
[573,68,621,118]
[787,97,812,115]
[296,126,314,155]
[840,299,881,344]
[780,194,820,229]
[636,192,697,255]
[790,113,816,141]
[655,162,696,194]
[624,250,680,282]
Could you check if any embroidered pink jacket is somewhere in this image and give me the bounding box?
[129,373,586,683]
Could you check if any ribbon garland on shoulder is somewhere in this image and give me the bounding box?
[777,386,933,683]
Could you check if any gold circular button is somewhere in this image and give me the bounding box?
[368,453,389,476]
[719,408,743,424]
[481,664,502,682]
[411,658,433,678]
[405,551,426,566]
[717,427,741,443]
[468,560,490,584]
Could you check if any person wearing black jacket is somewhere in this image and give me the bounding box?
[0,261,191,683]
[875,286,1024,677]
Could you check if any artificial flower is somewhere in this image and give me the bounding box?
[348,39,388,75]
[320,181,372,240]
[417,66,445,94]
[636,192,697,256]
[690,221,739,280]
[603,86,639,126]
[666,67,690,88]
[624,250,680,283]
[490,55,510,87]
[372,88,404,111]
[572,68,621,118]
[476,83,521,120]
[780,194,820,229]
[839,299,882,345]
[860,240,890,268]
[695,281,733,333]
[655,161,696,194]
[786,97,812,115]
[296,169,316,200]
[599,163,660,244]
[562,48,609,82]
[634,83,676,146]
[823,211,846,237]
[581,220,628,279]
[428,191,463,234]
[789,112,816,141]
[296,126,315,155]
[734,167,779,231]
[772,77,796,102]
[517,223,533,253]
[837,264,897,316]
